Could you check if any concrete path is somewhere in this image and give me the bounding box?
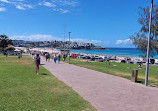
[41,57,158,111]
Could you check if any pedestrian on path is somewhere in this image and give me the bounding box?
[45,53,48,62]
[34,53,40,75]
[54,54,57,63]
[63,54,66,62]
[58,54,61,63]
[47,53,50,62]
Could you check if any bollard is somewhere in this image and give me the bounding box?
[131,69,138,82]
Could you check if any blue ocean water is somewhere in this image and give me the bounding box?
[71,48,158,59]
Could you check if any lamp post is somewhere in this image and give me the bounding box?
[64,24,66,56]
[145,0,153,86]
[69,32,71,64]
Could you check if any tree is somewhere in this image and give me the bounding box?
[0,35,13,48]
[130,5,158,58]
[5,47,15,51]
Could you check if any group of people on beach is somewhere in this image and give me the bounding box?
[34,52,67,75]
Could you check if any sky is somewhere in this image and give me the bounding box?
[0,0,152,48]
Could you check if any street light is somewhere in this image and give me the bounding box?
[145,0,153,86]
[64,24,66,56]
[69,32,71,64]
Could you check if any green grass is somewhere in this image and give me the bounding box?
[64,58,158,85]
[0,56,96,111]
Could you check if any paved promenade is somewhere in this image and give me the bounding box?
[41,57,158,111]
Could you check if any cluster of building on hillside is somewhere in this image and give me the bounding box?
[12,40,105,50]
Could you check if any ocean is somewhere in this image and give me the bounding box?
[71,48,158,59]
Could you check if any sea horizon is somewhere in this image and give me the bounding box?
[71,48,158,59]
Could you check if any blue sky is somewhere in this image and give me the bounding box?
[0,0,151,48]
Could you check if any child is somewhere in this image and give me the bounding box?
[54,54,57,63]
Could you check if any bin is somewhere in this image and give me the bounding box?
[131,69,138,82]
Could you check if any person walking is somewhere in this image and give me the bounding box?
[63,54,66,62]
[20,50,23,59]
[18,53,21,60]
[58,54,61,63]
[45,53,48,62]
[5,51,8,57]
[47,53,50,62]
[54,54,57,63]
[34,53,40,75]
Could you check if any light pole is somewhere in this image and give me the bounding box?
[145,0,153,86]
[64,24,66,56]
[69,32,71,64]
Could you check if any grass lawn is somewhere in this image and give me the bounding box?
[0,56,96,111]
[64,58,158,85]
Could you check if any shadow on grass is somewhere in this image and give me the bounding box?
[120,75,144,84]
[136,81,142,83]
[40,73,48,76]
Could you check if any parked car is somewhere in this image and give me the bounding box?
[121,60,126,63]
[95,57,104,62]
[100,56,107,61]
[134,60,142,64]
[142,59,146,64]
[150,59,155,64]
[127,60,134,64]
[104,56,108,61]
[90,56,95,61]
[80,55,86,59]
[110,56,116,60]
[82,56,87,59]
[155,62,158,66]
[86,56,91,59]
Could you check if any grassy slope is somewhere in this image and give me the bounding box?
[0,56,96,111]
[65,58,158,85]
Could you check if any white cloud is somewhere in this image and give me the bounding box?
[116,39,132,45]
[10,34,101,44]
[0,0,10,3]
[58,0,78,7]
[15,3,33,10]
[0,0,33,10]
[39,1,56,7]
[61,9,69,13]
[11,34,63,41]
[53,8,69,13]
[16,5,25,10]
[39,0,78,13]
[0,7,6,11]
[0,0,78,13]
